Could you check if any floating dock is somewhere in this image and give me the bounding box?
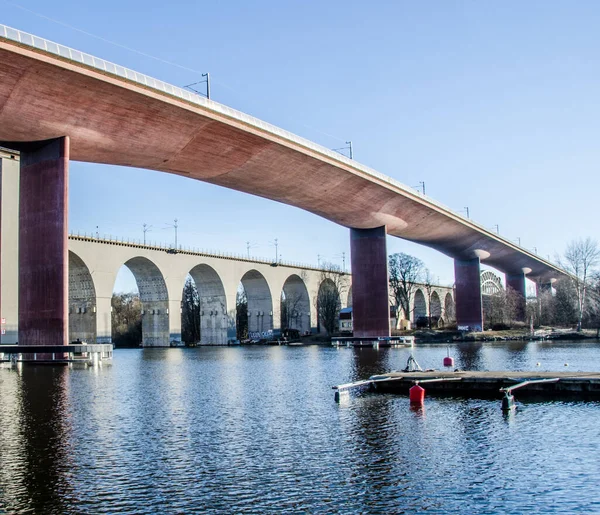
[0,344,113,365]
[334,370,600,402]
[332,336,414,348]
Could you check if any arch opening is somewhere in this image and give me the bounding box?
[316,278,341,335]
[281,274,310,335]
[113,257,169,347]
[430,291,442,327]
[240,270,273,340]
[186,264,228,345]
[69,251,97,343]
[413,289,427,326]
[444,292,455,324]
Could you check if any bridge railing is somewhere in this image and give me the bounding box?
[68,232,322,271]
[0,24,561,272]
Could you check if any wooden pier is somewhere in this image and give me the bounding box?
[0,344,113,365]
[334,370,600,402]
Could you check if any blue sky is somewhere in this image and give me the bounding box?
[3,1,599,292]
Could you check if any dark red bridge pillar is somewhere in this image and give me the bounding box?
[454,258,483,331]
[19,137,69,346]
[506,272,527,322]
[350,226,390,338]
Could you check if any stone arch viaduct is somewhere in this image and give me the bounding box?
[1,223,455,346]
[0,25,567,346]
[68,235,324,346]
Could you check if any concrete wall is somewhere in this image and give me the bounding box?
[1,151,19,343]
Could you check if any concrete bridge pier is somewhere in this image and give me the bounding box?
[95,296,112,343]
[454,257,483,331]
[18,137,70,346]
[506,271,527,322]
[350,226,390,338]
[168,299,182,345]
[536,280,554,296]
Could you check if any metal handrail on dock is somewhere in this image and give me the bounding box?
[0,344,113,364]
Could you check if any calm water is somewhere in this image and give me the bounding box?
[2,341,600,514]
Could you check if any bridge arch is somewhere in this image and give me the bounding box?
[430,291,442,320]
[188,264,228,345]
[444,292,455,324]
[481,270,503,296]
[121,257,169,347]
[413,289,427,322]
[316,278,341,334]
[241,269,273,338]
[281,274,310,334]
[69,251,97,343]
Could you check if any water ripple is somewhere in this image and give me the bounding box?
[1,342,600,513]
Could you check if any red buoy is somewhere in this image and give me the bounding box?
[409,384,425,405]
[443,356,454,368]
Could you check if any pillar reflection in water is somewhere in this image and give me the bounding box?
[455,342,485,371]
[0,366,75,513]
[349,348,392,382]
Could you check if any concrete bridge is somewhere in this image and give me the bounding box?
[1,150,455,345]
[0,25,567,345]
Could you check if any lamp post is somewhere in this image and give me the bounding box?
[463,207,469,218]
[493,224,499,234]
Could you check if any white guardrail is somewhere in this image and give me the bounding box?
[0,23,555,266]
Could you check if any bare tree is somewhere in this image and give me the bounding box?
[315,262,347,335]
[388,253,425,324]
[281,270,309,331]
[236,287,248,340]
[585,273,600,335]
[111,292,142,347]
[483,286,520,329]
[281,290,305,330]
[559,238,600,331]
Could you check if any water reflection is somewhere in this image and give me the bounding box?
[0,366,75,513]
[455,342,485,370]
[349,348,391,381]
[1,342,600,513]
